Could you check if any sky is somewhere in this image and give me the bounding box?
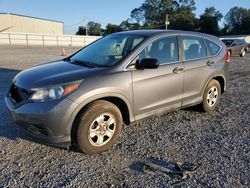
[0,0,250,34]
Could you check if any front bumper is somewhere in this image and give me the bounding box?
[4,96,78,146]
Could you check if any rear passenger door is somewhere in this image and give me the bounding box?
[181,36,210,106]
[235,40,242,55]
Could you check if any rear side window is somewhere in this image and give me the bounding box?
[182,36,206,61]
[239,39,247,45]
[205,39,221,56]
[235,40,240,45]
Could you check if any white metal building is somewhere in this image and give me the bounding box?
[0,13,64,35]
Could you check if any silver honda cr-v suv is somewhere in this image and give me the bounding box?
[5,30,229,154]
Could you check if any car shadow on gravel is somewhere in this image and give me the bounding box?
[0,68,82,152]
[0,68,20,93]
[0,68,21,141]
[182,106,202,112]
[0,68,48,145]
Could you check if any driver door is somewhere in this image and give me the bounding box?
[131,36,184,120]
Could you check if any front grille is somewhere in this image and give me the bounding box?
[9,84,31,105]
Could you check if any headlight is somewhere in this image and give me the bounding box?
[30,82,81,102]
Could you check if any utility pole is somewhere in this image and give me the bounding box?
[85,24,88,36]
[84,17,88,36]
[165,14,170,30]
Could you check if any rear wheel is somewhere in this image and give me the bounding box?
[201,79,221,112]
[77,100,123,154]
[240,49,246,57]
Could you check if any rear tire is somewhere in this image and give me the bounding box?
[201,79,221,112]
[77,100,123,154]
[240,49,246,57]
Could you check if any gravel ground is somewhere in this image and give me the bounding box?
[0,46,249,187]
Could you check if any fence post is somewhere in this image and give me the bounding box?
[8,33,11,46]
[26,34,28,46]
[42,35,44,46]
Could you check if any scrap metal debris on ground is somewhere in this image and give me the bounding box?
[142,161,200,185]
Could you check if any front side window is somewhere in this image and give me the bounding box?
[69,34,145,67]
[205,39,221,56]
[182,36,206,61]
[232,40,237,45]
[222,40,234,46]
[138,36,179,65]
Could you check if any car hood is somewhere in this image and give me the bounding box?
[13,60,107,89]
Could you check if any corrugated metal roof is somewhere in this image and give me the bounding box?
[0,13,64,24]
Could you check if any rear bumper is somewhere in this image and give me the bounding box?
[4,96,78,146]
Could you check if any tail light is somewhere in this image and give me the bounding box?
[225,49,230,63]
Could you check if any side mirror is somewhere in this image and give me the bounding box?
[136,58,159,69]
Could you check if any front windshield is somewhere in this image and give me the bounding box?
[69,34,145,67]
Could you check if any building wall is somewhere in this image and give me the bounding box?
[0,13,63,35]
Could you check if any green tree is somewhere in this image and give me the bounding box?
[87,21,102,36]
[198,7,223,35]
[76,22,102,36]
[130,8,145,24]
[241,10,250,34]
[129,0,197,30]
[120,20,141,31]
[140,0,173,28]
[104,23,122,35]
[76,26,87,35]
[224,6,249,34]
[169,6,198,31]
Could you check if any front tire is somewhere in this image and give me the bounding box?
[77,100,123,154]
[202,79,221,112]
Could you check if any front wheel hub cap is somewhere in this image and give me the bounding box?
[206,86,218,107]
[88,113,116,147]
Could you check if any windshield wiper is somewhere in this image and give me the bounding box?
[69,59,97,68]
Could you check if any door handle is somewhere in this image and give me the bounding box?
[207,61,214,66]
[173,67,184,74]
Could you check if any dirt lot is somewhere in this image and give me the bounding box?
[0,46,249,187]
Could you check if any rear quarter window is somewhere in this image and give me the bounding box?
[205,39,221,56]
